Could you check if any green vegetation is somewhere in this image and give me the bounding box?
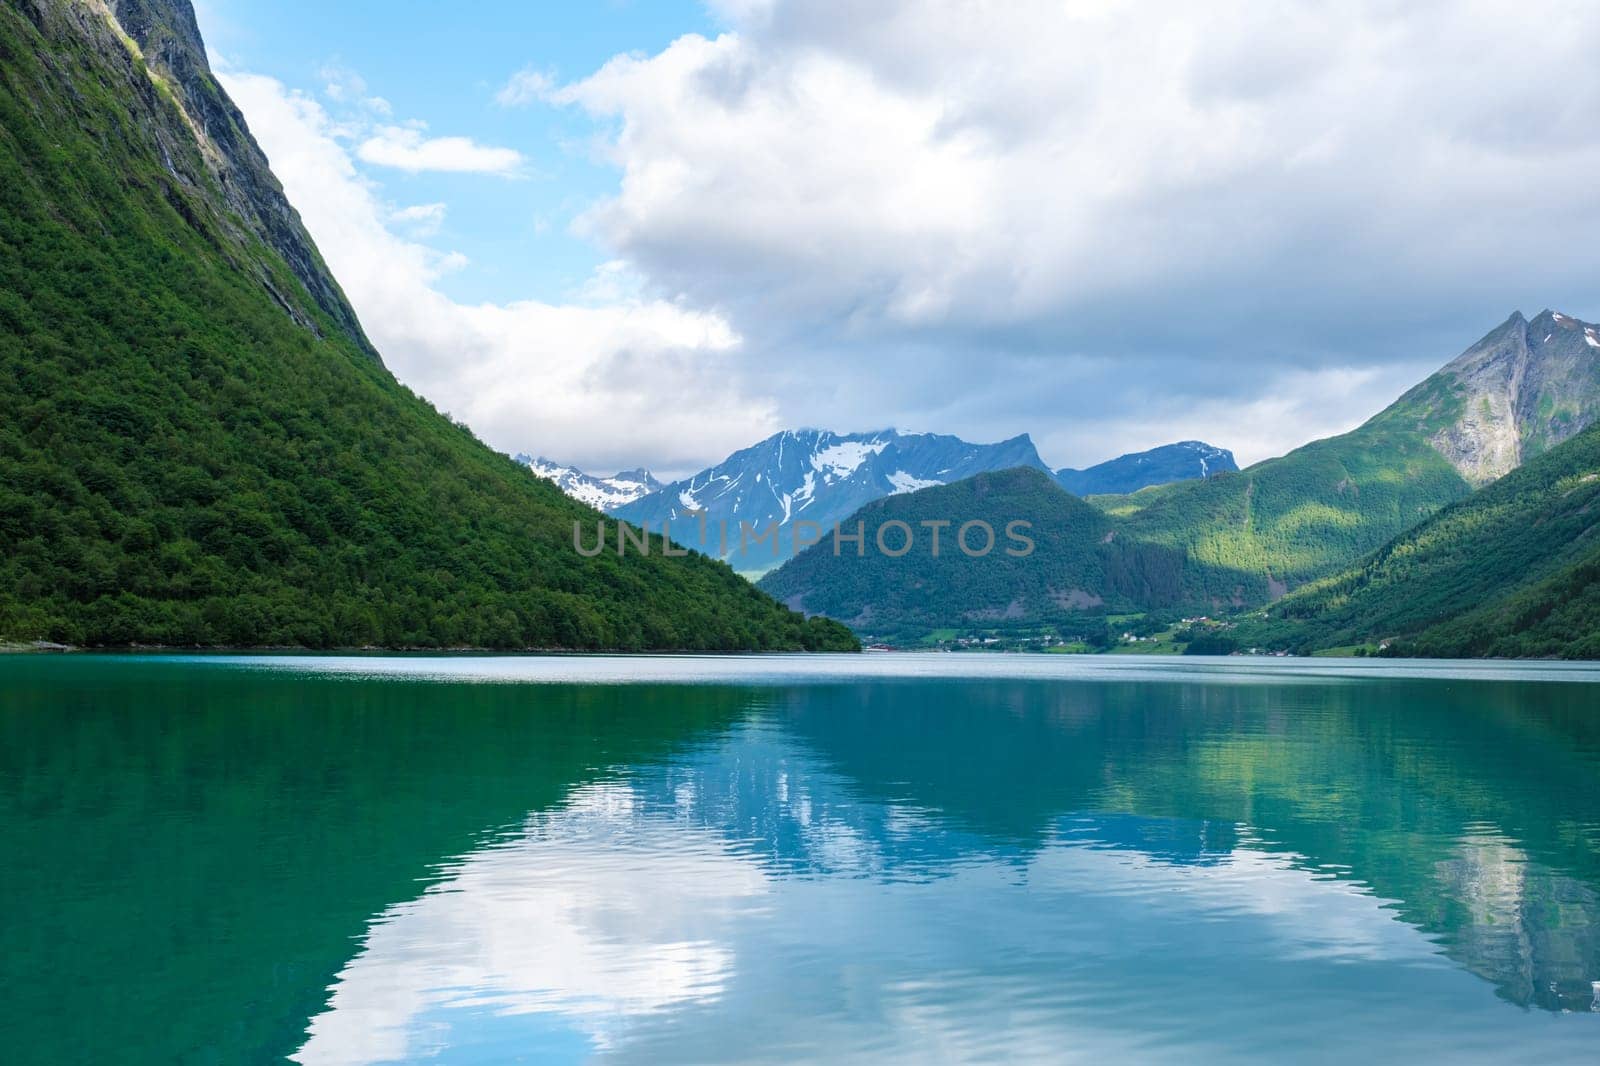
[763,309,1600,656]
[764,360,1485,644]
[1098,420,1472,603]
[0,5,855,651]
[758,467,1243,644]
[1251,422,1600,658]
[762,421,1472,643]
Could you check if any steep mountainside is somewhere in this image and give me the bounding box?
[514,454,661,511]
[1102,426,1470,605]
[614,429,1051,571]
[0,0,854,651]
[1258,422,1600,658]
[1104,310,1600,603]
[1056,441,1236,495]
[80,0,374,357]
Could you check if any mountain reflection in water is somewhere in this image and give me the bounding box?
[2,657,1597,1064]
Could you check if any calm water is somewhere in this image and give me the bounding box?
[4,654,1600,1064]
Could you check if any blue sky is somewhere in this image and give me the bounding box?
[196,0,1600,478]
[199,0,716,307]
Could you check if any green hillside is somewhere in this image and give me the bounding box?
[0,0,855,652]
[758,467,1243,643]
[1099,422,1472,604]
[763,417,1476,640]
[1097,308,1600,611]
[1257,422,1600,658]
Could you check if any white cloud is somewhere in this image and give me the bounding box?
[356,126,526,175]
[388,201,447,236]
[218,70,780,475]
[538,0,1600,465]
[496,66,556,108]
[319,62,391,114]
[1056,363,1437,468]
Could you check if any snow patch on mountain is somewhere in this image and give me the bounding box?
[888,471,943,494]
[812,438,891,480]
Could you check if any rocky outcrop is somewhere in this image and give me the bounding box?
[1417,310,1600,485]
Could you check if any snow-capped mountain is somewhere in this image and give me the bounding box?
[1054,441,1238,495]
[514,454,662,512]
[612,430,1050,572]
[523,431,1237,573]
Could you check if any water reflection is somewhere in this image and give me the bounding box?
[4,657,1599,1063]
[298,781,769,1063]
[298,677,1600,1063]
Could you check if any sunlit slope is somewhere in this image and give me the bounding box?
[1101,309,1600,605]
[1099,425,1471,604]
[1263,421,1600,657]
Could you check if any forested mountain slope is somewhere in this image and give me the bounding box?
[1098,309,1600,603]
[758,467,1244,640]
[1260,422,1600,658]
[0,0,854,651]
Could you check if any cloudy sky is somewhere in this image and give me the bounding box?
[198,0,1600,477]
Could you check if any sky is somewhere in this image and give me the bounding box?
[196,0,1600,479]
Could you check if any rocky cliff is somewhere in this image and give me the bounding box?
[1386,310,1600,485]
[9,0,377,358]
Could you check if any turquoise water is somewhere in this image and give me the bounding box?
[3,653,1600,1063]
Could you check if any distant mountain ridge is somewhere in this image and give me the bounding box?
[760,309,1600,642]
[529,430,1235,572]
[614,429,1048,570]
[514,455,661,511]
[758,467,1214,641]
[1055,441,1236,495]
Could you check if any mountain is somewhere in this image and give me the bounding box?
[1056,441,1237,495]
[612,429,1051,572]
[1257,421,1600,658]
[0,0,855,652]
[1393,310,1600,486]
[1099,310,1600,602]
[609,429,1235,573]
[758,467,1221,643]
[762,310,1600,641]
[513,455,661,511]
[70,0,377,360]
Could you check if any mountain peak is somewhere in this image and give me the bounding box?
[1384,308,1600,485]
[1055,441,1238,495]
[515,455,661,510]
[610,429,1054,570]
